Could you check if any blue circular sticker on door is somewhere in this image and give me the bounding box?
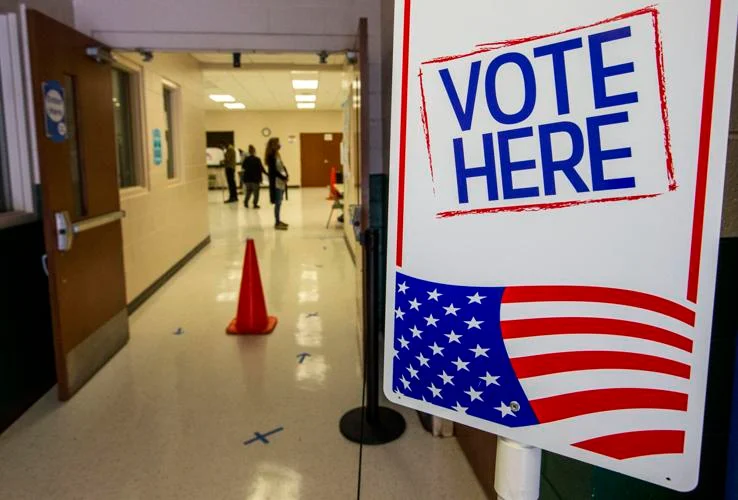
[42,80,67,143]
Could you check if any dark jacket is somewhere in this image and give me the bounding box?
[266,154,288,204]
[223,146,237,169]
[242,155,267,183]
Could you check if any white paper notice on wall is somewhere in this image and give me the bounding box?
[383,0,738,491]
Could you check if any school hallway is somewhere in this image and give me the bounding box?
[0,189,484,500]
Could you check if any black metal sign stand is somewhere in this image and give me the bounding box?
[340,228,406,444]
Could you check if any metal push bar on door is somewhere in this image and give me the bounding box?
[55,210,125,251]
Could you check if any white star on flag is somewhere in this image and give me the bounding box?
[424,314,439,327]
[409,298,421,311]
[469,344,490,358]
[495,402,516,418]
[427,289,442,301]
[392,347,399,359]
[452,357,470,372]
[429,342,445,356]
[399,336,410,349]
[443,304,460,316]
[400,376,411,390]
[410,326,423,339]
[465,317,484,330]
[452,402,468,414]
[427,383,442,399]
[445,331,462,343]
[416,353,430,367]
[467,292,486,304]
[438,371,455,385]
[398,282,409,294]
[407,365,419,379]
[480,372,501,386]
[464,387,484,402]
[395,307,405,320]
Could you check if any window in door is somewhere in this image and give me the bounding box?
[64,74,87,217]
[112,67,142,189]
[162,83,179,180]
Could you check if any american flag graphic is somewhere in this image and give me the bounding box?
[391,272,696,460]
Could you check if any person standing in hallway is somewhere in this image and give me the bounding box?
[222,143,238,204]
[265,138,289,230]
[242,145,267,209]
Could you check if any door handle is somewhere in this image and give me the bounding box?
[55,210,126,252]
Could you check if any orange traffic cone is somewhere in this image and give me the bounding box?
[226,239,277,335]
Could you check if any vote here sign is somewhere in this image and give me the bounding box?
[384,0,737,491]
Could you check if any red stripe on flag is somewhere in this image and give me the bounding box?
[687,0,723,302]
[511,351,691,379]
[502,286,695,326]
[573,430,686,460]
[501,317,693,353]
[531,388,689,423]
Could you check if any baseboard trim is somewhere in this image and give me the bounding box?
[127,235,211,315]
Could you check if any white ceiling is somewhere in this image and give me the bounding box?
[194,52,349,111]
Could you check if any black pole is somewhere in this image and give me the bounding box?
[340,228,406,445]
[364,228,380,424]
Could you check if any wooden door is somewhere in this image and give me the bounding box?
[28,10,129,400]
[299,132,342,187]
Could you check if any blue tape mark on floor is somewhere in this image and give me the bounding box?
[174,328,184,335]
[244,427,284,446]
[297,353,311,364]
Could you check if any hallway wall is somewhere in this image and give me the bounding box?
[118,52,209,303]
[72,0,384,177]
[205,110,342,187]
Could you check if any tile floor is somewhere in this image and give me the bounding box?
[0,188,486,500]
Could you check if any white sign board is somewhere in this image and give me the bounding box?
[383,0,737,491]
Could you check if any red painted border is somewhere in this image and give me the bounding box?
[437,193,660,218]
[395,0,412,267]
[687,0,723,303]
[418,68,435,188]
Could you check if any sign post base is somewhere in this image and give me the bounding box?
[494,437,542,500]
[340,406,406,445]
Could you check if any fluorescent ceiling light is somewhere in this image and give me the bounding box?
[209,94,235,102]
[292,80,319,90]
[297,103,316,109]
[295,95,317,102]
[224,102,246,109]
[291,70,318,76]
